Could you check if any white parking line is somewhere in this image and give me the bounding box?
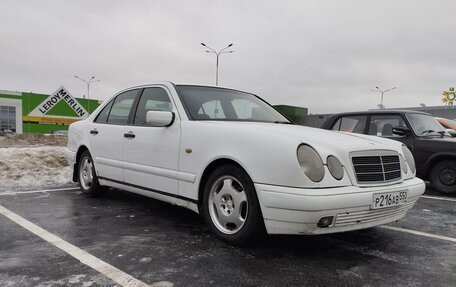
[0,204,173,287]
[421,195,456,202]
[0,187,80,196]
[380,225,456,243]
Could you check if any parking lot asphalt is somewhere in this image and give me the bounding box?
[0,186,455,287]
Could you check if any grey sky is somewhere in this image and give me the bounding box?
[1,0,455,113]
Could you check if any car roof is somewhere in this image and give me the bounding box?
[321,109,431,129]
[115,82,256,99]
[328,110,430,117]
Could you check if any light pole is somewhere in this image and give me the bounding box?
[74,75,100,100]
[74,75,100,113]
[201,43,234,85]
[371,86,396,108]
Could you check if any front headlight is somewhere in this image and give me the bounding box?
[400,154,408,174]
[402,145,416,173]
[327,155,344,180]
[297,145,324,182]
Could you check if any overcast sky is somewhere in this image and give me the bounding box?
[1,0,455,113]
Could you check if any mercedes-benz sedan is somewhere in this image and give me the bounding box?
[65,83,425,245]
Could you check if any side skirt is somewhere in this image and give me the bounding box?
[98,177,200,214]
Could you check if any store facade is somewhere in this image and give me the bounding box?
[0,86,100,134]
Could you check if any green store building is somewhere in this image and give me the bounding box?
[273,105,308,123]
[0,86,101,134]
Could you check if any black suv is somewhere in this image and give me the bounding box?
[322,110,456,195]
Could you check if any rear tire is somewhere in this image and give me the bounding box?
[202,165,266,246]
[429,160,456,195]
[77,150,107,197]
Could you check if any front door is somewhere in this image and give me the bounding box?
[367,114,415,152]
[122,86,181,196]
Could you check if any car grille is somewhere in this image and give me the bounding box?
[352,154,401,184]
[335,200,415,227]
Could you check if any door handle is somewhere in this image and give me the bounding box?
[124,132,135,139]
[90,129,98,135]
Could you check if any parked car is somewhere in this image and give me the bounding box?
[65,83,425,245]
[435,117,456,137]
[322,110,456,195]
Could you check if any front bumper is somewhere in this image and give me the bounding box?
[255,177,425,235]
[64,148,76,165]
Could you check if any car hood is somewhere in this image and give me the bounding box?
[203,121,401,153]
[418,136,456,149]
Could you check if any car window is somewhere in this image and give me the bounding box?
[107,90,138,125]
[368,115,407,137]
[94,99,114,123]
[134,88,173,125]
[176,85,290,123]
[437,118,456,130]
[231,99,262,119]
[198,100,226,119]
[407,113,449,136]
[440,122,450,129]
[331,116,367,134]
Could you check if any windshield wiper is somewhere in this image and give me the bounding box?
[436,131,449,137]
[421,129,436,135]
[274,121,292,124]
[421,130,448,137]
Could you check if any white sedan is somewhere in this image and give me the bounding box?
[65,83,425,245]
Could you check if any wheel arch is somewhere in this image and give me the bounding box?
[423,153,456,179]
[73,145,90,182]
[197,158,252,210]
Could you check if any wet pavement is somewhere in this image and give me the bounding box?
[0,186,455,287]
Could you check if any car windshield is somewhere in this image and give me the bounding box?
[406,113,451,137]
[438,118,456,129]
[175,85,291,123]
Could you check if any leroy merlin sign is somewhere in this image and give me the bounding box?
[23,86,89,125]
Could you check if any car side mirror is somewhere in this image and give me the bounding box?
[146,111,175,127]
[392,126,411,136]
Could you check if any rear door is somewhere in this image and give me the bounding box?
[89,89,139,181]
[122,86,181,196]
[330,115,368,134]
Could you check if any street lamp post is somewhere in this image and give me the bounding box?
[371,86,396,108]
[74,75,100,113]
[74,75,100,100]
[201,43,234,86]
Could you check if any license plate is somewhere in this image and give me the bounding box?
[372,191,408,209]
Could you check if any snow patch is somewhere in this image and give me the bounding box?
[0,146,73,190]
[68,274,86,284]
[139,257,152,263]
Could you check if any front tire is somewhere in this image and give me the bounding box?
[430,160,456,195]
[78,150,107,197]
[202,165,265,246]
